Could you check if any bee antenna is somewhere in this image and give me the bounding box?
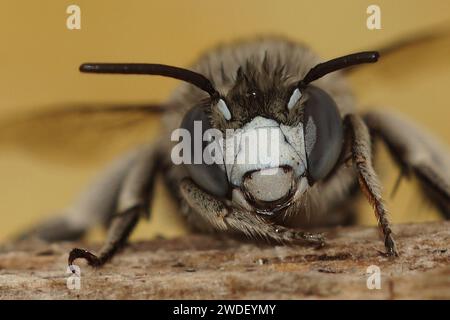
[298,51,379,87]
[79,63,220,100]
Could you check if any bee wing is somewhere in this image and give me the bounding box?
[347,26,450,218]
[0,102,166,165]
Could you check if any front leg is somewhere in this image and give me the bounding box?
[180,178,325,246]
[345,114,399,257]
[68,145,161,267]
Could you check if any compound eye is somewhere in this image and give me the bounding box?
[179,105,230,197]
[302,86,343,183]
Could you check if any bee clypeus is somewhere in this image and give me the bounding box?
[15,37,450,267]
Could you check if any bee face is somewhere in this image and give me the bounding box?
[181,64,345,215]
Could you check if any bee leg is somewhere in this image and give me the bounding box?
[68,207,141,267]
[364,110,450,218]
[68,146,160,267]
[180,178,325,246]
[16,147,153,242]
[345,114,399,257]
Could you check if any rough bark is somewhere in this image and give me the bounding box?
[0,221,449,299]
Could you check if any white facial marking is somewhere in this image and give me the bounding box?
[216,99,231,120]
[280,125,305,157]
[219,116,307,187]
[287,88,302,110]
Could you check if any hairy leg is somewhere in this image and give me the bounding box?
[68,145,160,267]
[17,146,151,242]
[345,114,398,256]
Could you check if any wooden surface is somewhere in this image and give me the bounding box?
[0,221,448,299]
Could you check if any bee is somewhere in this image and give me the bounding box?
[11,36,450,267]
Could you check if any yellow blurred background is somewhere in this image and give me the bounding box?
[1,0,449,242]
